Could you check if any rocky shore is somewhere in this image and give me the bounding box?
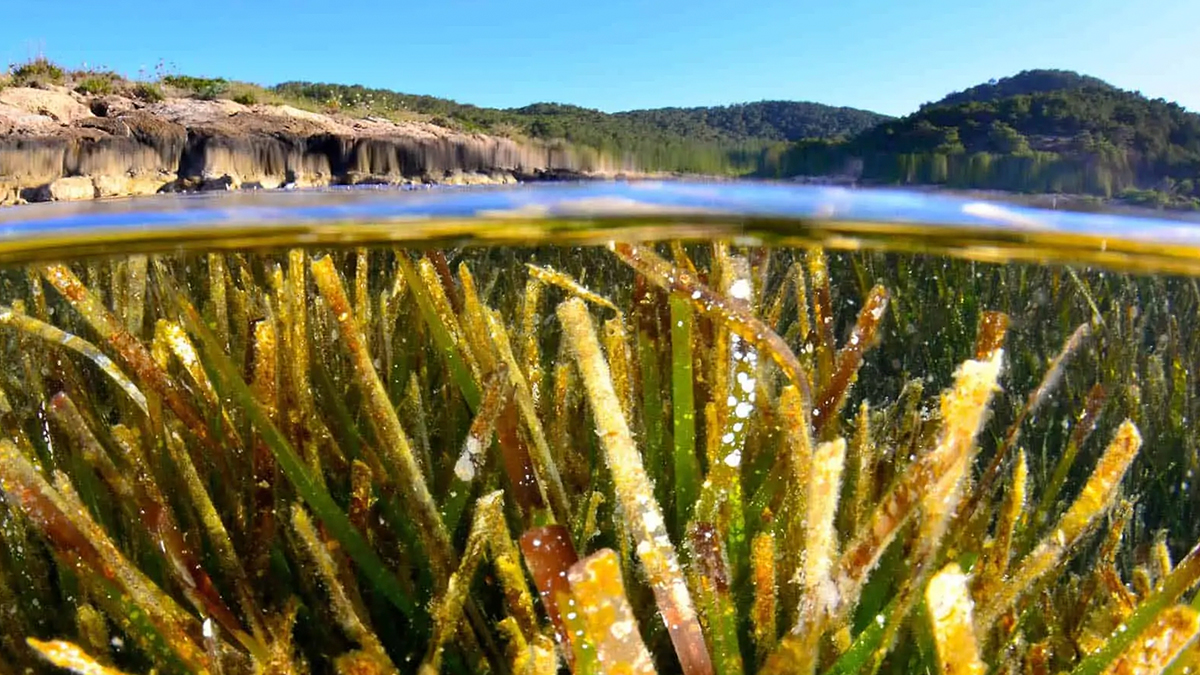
[0,86,628,205]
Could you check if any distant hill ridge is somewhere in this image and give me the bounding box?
[614,101,890,142]
[776,68,1200,209]
[270,83,888,173]
[928,69,1118,108]
[270,87,888,145]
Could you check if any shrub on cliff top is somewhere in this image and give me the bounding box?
[132,82,165,102]
[74,72,118,96]
[10,57,65,87]
[161,74,229,100]
[215,81,279,107]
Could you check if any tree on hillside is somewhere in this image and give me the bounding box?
[987,121,1031,154]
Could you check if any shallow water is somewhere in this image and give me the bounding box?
[0,183,1198,674]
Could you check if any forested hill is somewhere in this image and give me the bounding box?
[271,82,885,172]
[773,69,1200,208]
[271,84,885,143]
[613,101,889,142]
[928,69,1117,108]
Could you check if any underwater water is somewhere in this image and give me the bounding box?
[0,182,1199,675]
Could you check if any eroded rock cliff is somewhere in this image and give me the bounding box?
[0,86,625,204]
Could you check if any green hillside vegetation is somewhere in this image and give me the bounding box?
[930,69,1117,108]
[4,57,887,176]
[271,82,887,173]
[772,70,1200,209]
[614,100,890,141]
[268,83,886,143]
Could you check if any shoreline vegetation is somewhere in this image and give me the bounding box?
[6,60,1196,211]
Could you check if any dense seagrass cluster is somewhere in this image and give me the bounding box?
[0,240,1199,674]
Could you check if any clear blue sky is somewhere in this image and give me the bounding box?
[4,0,1198,116]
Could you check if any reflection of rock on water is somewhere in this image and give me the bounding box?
[0,86,629,205]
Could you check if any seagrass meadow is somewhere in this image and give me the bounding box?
[3,230,1200,674]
